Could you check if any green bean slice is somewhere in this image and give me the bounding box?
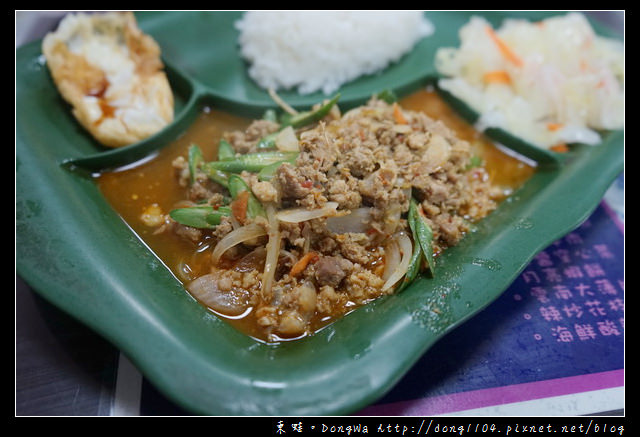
[217,138,236,161]
[257,158,297,181]
[201,164,231,189]
[206,151,299,173]
[397,219,423,293]
[375,89,398,104]
[188,144,204,185]
[169,205,231,229]
[254,94,341,150]
[283,93,340,129]
[262,108,277,123]
[227,174,266,219]
[409,198,436,275]
[256,131,278,150]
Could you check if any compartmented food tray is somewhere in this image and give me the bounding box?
[16,11,623,415]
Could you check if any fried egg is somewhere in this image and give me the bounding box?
[42,11,174,148]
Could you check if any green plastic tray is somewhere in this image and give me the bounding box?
[16,11,623,415]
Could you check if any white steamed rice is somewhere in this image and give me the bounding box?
[435,13,624,150]
[235,11,434,95]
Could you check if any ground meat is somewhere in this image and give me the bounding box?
[420,178,449,204]
[279,222,304,249]
[327,178,362,209]
[275,162,312,200]
[172,155,224,202]
[358,166,397,207]
[336,233,375,265]
[432,212,466,247]
[406,131,430,150]
[172,156,190,187]
[173,222,203,244]
[344,269,386,302]
[314,256,353,287]
[340,145,377,178]
[225,119,280,154]
[167,96,503,341]
[298,126,338,172]
[251,180,278,203]
[211,216,234,241]
[278,310,306,335]
[316,285,339,314]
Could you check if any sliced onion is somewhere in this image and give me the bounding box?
[187,273,249,316]
[275,126,300,152]
[262,203,281,298]
[382,239,400,281]
[326,207,372,234]
[229,212,242,230]
[382,231,413,291]
[276,201,339,223]
[279,249,297,265]
[301,222,311,254]
[383,204,403,236]
[211,223,267,264]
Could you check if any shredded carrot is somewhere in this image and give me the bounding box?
[392,102,408,124]
[483,70,512,84]
[485,26,523,67]
[550,143,569,153]
[231,191,249,224]
[290,251,319,277]
[546,122,564,132]
[580,59,589,72]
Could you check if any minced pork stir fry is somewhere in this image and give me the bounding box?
[159,93,502,341]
